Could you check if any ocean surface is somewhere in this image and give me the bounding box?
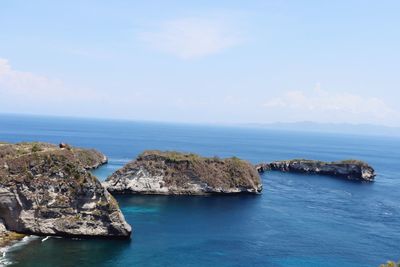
[0,114,399,267]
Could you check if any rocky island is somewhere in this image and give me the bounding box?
[0,142,131,243]
[104,150,262,195]
[256,159,375,181]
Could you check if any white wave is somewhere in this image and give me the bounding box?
[0,236,39,266]
[109,158,131,164]
[41,236,50,242]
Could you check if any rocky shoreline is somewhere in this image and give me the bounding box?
[0,220,25,249]
[104,150,262,195]
[256,159,375,181]
[0,142,131,244]
[0,142,378,257]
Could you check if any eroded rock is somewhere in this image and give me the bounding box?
[256,159,375,181]
[104,151,262,195]
[0,142,131,238]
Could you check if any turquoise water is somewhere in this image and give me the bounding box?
[0,114,399,267]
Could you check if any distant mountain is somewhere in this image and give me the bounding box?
[239,121,400,137]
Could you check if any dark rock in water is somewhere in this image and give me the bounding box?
[0,142,131,239]
[255,159,375,181]
[104,150,262,195]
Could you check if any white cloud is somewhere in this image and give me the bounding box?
[264,86,400,126]
[139,17,242,59]
[0,58,100,103]
[0,58,64,97]
[2,58,399,127]
[0,58,11,74]
[0,58,125,117]
[0,58,162,119]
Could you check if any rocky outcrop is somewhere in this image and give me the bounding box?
[104,151,262,195]
[71,147,108,169]
[0,219,24,248]
[0,142,131,239]
[0,142,108,170]
[256,159,375,181]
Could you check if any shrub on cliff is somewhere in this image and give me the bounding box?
[105,150,262,195]
[31,143,42,152]
[379,261,400,267]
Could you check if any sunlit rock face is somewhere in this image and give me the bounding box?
[256,159,375,182]
[0,142,131,239]
[104,150,262,195]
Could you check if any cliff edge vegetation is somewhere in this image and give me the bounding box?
[256,159,375,181]
[104,150,262,195]
[0,142,131,239]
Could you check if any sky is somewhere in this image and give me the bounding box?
[1,0,400,126]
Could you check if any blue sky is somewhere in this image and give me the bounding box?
[1,0,399,126]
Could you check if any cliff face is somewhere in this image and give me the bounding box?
[256,159,375,182]
[70,147,108,169]
[104,151,262,195]
[0,142,131,238]
[0,219,24,248]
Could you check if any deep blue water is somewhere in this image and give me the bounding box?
[0,114,399,267]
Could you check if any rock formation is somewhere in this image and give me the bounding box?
[0,142,131,239]
[69,146,108,169]
[0,219,24,248]
[104,150,262,195]
[256,159,375,181]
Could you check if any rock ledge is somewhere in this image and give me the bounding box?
[104,150,262,195]
[256,159,375,181]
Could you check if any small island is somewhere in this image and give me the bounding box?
[255,159,375,182]
[104,150,262,195]
[0,142,131,245]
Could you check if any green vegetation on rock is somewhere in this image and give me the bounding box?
[0,231,25,248]
[256,158,375,181]
[105,150,262,195]
[0,142,131,239]
[379,261,400,267]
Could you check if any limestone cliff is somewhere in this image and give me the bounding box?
[0,142,131,238]
[0,219,24,248]
[256,159,375,181]
[104,151,262,195]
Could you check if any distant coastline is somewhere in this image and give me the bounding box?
[1,113,399,138]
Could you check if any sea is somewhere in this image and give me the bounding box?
[0,114,399,267]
